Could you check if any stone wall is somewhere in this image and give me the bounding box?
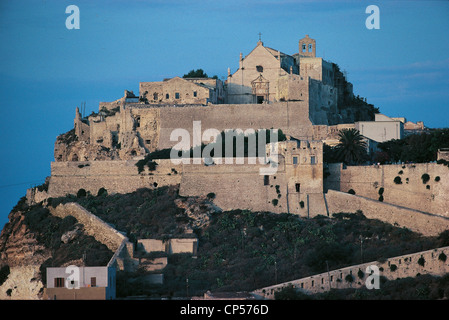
[252,246,449,299]
[325,190,449,237]
[157,101,314,150]
[325,163,449,217]
[137,238,198,255]
[49,202,127,253]
[48,159,182,198]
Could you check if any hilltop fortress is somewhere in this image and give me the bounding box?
[30,35,449,231]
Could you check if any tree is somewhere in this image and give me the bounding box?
[334,128,368,165]
[183,69,208,78]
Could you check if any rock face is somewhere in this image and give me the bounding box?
[0,208,51,299]
[174,196,222,231]
[0,209,51,268]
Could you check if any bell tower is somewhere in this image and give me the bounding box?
[298,35,316,58]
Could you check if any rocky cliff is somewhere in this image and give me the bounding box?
[0,197,113,299]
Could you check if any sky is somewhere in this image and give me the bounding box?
[0,0,448,229]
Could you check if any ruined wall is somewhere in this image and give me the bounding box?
[326,163,449,217]
[325,190,449,237]
[139,77,212,105]
[253,246,449,299]
[48,159,182,198]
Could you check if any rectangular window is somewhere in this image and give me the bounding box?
[310,156,316,165]
[175,92,180,99]
[264,175,269,186]
[145,139,151,144]
[135,116,141,128]
[91,277,96,287]
[193,91,197,97]
[295,183,300,193]
[165,93,169,99]
[293,156,298,165]
[54,278,65,288]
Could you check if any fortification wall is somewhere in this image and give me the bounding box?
[48,159,182,197]
[325,163,449,217]
[179,159,289,214]
[325,190,449,237]
[252,246,449,299]
[156,101,314,150]
[49,202,127,252]
[179,158,325,216]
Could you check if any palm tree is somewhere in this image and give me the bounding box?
[334,128,368,165]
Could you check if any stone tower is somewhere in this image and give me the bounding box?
[298,35,316,58]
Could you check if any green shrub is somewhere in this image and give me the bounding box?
[345,274,354,283]
[299,201,305,208]
[378,187,384,195]
[378,195,384,202]
[438,252,447,262]
[77,188,87,198]
[348,189,356,195]
[421,173,430,184]
[357,269,364,279]
[272,199,278,206]
[207,192,216,199]
[97,187,108,197]
[418,256,425,267]
[435,176,440,182]
[394,176,402,184]
[390,264,397,272]
[0,265,10,286]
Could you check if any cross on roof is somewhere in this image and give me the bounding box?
[258,32,262,41]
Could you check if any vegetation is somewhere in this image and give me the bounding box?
[6,201,114,284]
[421,173,430,184]
[0,265,10,286]
[325,129,368,165]
[135,129,287,171]
[50,186,446,298]
[182,69,218,79]
[375,129,449,164]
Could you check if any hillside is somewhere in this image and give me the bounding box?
[0,197,114,298]
[1,186,448,299]
[45,186,448,298]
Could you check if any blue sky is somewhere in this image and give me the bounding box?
[0,0,448,228]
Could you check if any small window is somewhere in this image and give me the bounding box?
[264,175,269,186]
[135,116,141,128]
[153,92,158,100]
[293,156,298,165]
[175,92,180,99]
[91,277,96,287]
[193,91,197,97]
[295,183,300,193]
[302,44,306,52]
[165,93,169,99]
[145,139,151,144]
[310,156,316,165]
[308,44,313,52]
[54,278,65,288]
[256,65,263,72]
